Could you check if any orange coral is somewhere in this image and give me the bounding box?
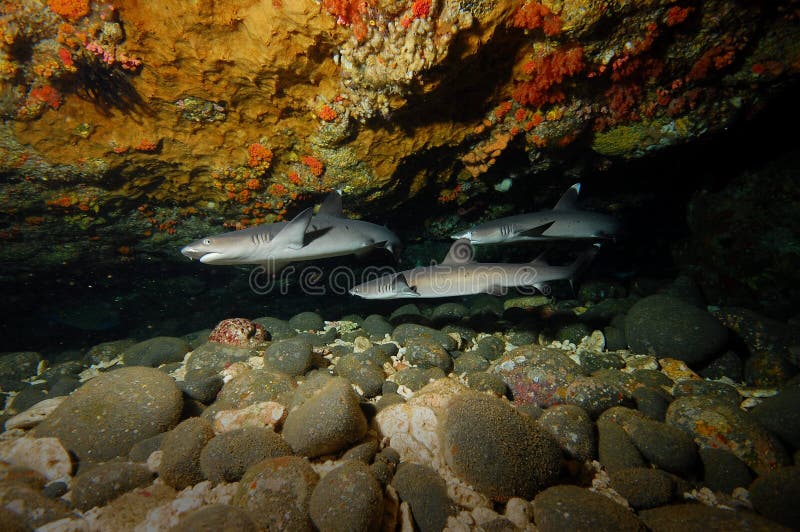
[495,100,513,120]
[288,172,303,186]
[509,1,562,36]
[301,155,325,177]
[135,139,158,152]
[48,0,91,22]
[248,143,273,168]
[411,0,431,18]
[318,104,337,121]
[268,183,288,196]
[48,196,73,208]
[438,185,462,203]
[246,178,262,190]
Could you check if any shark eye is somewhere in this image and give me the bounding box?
[203,238,211,245]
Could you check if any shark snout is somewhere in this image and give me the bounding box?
[180,245,202,260]
[451,230,472,240]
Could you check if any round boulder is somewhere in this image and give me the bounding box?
[309,460,383,532]
[159,417,215,489]
[200,427,293,483]
[439,391,562,500]
[625,295,728,363]
[233,456,319,531]
[282,376,367,457]
[32,367,182,462]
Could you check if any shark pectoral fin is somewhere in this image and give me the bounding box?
[485,285,507,296]
[261,258,291,274]
[354,246,375,258]
[518,220,556,238]
[553,183,581,210]
[317,190,344,217]
[392,273,421,297]
[271,207,313,250]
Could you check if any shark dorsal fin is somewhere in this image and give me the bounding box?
[270,207,313,250]
[553,183,581,210]
[442,239,475,264]
[318,190,343,217]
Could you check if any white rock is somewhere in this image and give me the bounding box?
[212,401,286,433]
[471,506,500,525]
[0,436,72,481]
[4,397,67,430]
[374,378,490,509]
[353,336,372,353]
[505,497,533,528]
[147,450,163,473]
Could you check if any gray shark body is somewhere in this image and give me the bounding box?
[349,239,599,299]
[452,183,620,244]
[181,192,401,268]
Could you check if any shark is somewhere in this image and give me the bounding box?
[451,183,620,244]
[181,191,402,270]
[349,238,600,299]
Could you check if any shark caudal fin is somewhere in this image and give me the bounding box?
[553,183,581,210]
[565,242,602,291]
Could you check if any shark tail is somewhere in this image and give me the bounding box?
[565,242,602,291]
[531,243,601,295]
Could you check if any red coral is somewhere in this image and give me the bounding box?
[687,42,738,82]
[666,5,692,27]
[29,85,62,109]
[323,0,370,40]
[57,48,74,68]
[512,47,584,107]
[603,84,642,125]
[510,1,562,36]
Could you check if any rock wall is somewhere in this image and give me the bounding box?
[1,0,798,270]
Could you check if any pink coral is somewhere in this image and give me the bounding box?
[208,318,269,347]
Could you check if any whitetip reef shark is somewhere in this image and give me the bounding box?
[451,183,620,244]
[349,239,600,299]
[181,191,401,271]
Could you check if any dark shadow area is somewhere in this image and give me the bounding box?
[1,80,798,356]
